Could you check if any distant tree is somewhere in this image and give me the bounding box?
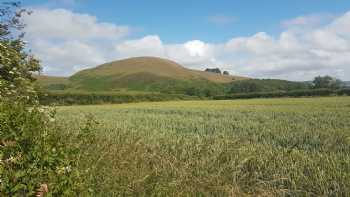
[185,87,198,96]
[313,76,342,89]
[205,68,222,74]
[203,88,220,97]
[230,81,260,93]
[223,71,229,75]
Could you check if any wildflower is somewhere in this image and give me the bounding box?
[64,166,72,173]
[56,166,72,174]
[7,156,15,163]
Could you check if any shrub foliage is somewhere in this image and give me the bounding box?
[0,2,93,196]
[38,91,196,106]
[214,88,350,100]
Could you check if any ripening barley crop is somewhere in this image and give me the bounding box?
[57,97,350,196]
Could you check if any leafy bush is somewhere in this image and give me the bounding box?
[0,102,83,195]
[0,3,95,195]
[0,41,40,103]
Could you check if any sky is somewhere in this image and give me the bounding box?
[14,0,350,80]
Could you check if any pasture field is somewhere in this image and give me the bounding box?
[57,97,350,196]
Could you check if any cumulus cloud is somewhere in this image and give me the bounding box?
[165,41,218,70]
[23,8,350,80]
[184,40,211,57]
[220,12,350,80]
[24,8,128,41]
[23,8,128,75]
[31,40,106,75]
[115,35,165,58]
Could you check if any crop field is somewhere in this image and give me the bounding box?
[57,97,350,196]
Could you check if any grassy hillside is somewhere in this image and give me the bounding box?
[36,57,315,98]
[35,75,69,91]
[68,57,245,93]
[71,57,244,83]
[37,57,246,94]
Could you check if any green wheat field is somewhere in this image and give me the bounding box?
[57,97,350,196]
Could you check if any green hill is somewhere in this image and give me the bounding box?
[35,75,70,91]
[37,57,246,94]
[36,57,313,97]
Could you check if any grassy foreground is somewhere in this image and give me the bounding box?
[57,97,350,196]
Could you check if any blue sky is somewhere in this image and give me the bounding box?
[17,0,350,80]
[23,0,350,42]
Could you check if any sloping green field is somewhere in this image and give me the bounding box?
[57,97,350,196]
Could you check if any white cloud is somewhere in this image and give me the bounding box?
[115,35,165,58]
[184,40,211,57]
[23,8,350,81]
[23,8,129,75]
[165,41,218,69]
[226,32,278,54]
[24,8,128,41]
[31,40,106,75]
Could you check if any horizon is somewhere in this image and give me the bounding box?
[21,0,350,81]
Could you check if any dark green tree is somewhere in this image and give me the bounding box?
[313,75,342,89]
[205,68,222,74]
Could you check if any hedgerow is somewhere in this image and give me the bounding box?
[213,88,350,100]
[38,91,196,106]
